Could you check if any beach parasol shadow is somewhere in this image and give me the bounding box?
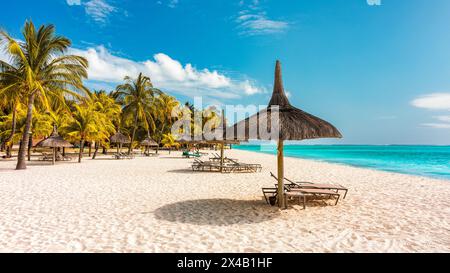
[153,199,281,226]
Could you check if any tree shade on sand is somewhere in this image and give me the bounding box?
[228,60,342,207]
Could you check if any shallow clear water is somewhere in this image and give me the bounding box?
[234,145,450,180]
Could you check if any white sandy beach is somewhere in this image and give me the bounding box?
[0,149,449,253]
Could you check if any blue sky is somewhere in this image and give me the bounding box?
[1,0,450,144]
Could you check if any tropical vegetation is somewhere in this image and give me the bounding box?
[0,20,222,170]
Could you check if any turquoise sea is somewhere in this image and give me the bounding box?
[233,145,450,180]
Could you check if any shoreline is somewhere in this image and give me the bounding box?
[0,149,449,252]
[234,145,450,182]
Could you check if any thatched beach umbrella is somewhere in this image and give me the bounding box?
[228,61,342,207]
[35,127,73,165]
[141,136,158,154]
[178,110,241,172]
[141,136,158,147]
[110,132,131,153]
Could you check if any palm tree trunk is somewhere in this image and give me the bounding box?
[3,103,17,158]
[16,94,35,170]
[27,133,32,161]
[78,139,84,163]
[92,142,99,159]
[128,113,139,155]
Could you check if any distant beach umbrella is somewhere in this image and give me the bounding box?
[179,110,240,172]
[35,126,73,165]
[141,136,158,147]
[228,60,342,207]
[110,132,131,153]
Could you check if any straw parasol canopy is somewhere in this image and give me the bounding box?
[35,126,73,165]
[110,132,131,144]
[178,110,241,171]
[110,131,131,154]
[141,136,158,147]
[228,60,342,207]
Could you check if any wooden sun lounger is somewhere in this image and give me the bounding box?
[39,152,53,161]
[270,172,348,199]
[192,159,222,172]
[227,159,262,173]
[267,173,342,207]
[56,151,72,161]
[113,152,134,160]
[262,185,306,209]
[209,153,237,163]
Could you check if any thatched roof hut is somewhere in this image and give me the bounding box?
[228,60,342,207]
[227,61,342,141]
[110,132,131,144]
[35,128,73,148]
[35,127,73,165]
[141,137,158,147]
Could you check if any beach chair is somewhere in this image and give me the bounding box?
[56,151,72,161]
[227,159,262,173]
[269,173,341,207]
[270,172,348,199]
[262,184,306,209]
[39,152,53,161]
[192,159,221,172]
[209,153,237,163]
[183,150,201,158]
[113,153,126,159]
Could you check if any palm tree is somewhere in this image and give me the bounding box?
[0,21,88,170]
[161,133,179,154]
[90,90,121,159]
[0,103,25,157]
[0,59,22,157]
[113,73,160,154]
[63,102,98,163]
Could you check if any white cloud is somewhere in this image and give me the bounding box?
[412,93,450,129]
[69,45,263,100]
[236,1,289,36]
[168,0,179,8]
[66,0,117,24]
[66,0,81,5]
[411,93,450,110]
[421,123,450,129]
[367,0,382,6]
[84,0,116,23]
[434,115,450,122]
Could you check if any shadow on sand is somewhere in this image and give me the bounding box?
[153,198,281,226]
[166,169,204,174]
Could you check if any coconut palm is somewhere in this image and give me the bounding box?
[161,133,179,154]
[63,102,100,163]
[0,60,22,157]
[0,20,88,169]
[113,73,160,154]
[89,90,121,159]
[0,103,25,157]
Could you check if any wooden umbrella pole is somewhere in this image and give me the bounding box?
[52,147,56,165]
[277,139,285,208]
[220,142,224,172]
